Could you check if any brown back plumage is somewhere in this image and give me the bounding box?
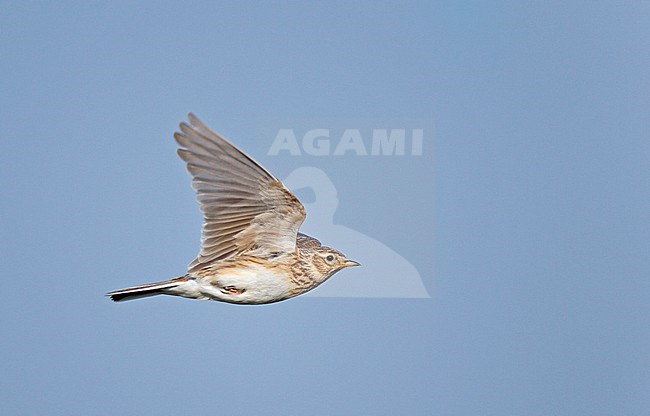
[296,232,322,249]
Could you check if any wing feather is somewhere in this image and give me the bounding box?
[296,233,322,249]
[175,113,306,273]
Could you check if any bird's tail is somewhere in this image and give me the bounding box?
[106,276,188,302]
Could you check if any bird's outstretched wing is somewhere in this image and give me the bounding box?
[175,113,306,273]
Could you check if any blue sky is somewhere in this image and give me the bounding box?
[1,2,649,415]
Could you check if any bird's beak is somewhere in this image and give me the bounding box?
[344,259,361,267]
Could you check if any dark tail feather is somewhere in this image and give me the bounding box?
[106,276,187,302]
[107,287,166,302]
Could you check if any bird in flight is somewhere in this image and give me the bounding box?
[107,114,359,304]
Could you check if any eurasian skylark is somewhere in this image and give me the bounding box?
[107,114,359,304]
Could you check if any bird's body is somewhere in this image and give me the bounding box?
[107,114,358,304]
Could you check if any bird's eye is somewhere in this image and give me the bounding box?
[326,255,334,262]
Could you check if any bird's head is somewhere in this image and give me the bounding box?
[309,246,360,281]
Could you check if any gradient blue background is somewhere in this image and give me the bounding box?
[1,2,648,414]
